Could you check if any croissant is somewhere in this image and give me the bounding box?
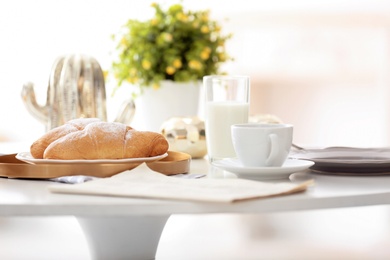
[30,118,169,160]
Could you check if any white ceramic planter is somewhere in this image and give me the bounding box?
[131,80,202,132]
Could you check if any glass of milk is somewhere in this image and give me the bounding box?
[203,75,250,162]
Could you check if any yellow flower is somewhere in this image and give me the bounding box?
[173,59,182,68]
[166,66,176,75]
[200,50,210,60]
[151,18,158,26]
[127,77,138,84]
[200,25,209,34]
[103,70,108,80]
[203,47,212,53]
[189,60,202,70]
[151,2,157,7]
[129,68,137,76]
[142,60,152,70]
[218,52,226,61]
[152,82,160,89]
[163,33,173,42]
[120,37,127,46]
[176,12,188,22]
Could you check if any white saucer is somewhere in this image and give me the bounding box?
[212,158,314,180]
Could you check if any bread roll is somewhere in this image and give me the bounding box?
[30,118,169,160]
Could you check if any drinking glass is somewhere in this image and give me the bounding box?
[203,75,250,162]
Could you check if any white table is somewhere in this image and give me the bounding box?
[1,156,390,259]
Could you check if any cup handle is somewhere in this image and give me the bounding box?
[266,133,279,166]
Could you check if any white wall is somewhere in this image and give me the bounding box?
[224,12,390,147]
[1,0,390,147]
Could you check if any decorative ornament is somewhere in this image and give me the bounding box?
[161,116,207,158]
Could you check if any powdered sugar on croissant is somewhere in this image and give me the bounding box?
[30,118,101,159]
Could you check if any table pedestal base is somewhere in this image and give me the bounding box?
[77,215,170,260]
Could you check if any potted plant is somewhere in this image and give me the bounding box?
[109,2,233,131]
[111,2,232,92]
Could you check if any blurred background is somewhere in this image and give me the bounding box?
[2,1,390,259]
[2,0,390,147]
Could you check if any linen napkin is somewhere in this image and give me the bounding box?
[50,175,99,184]
[49,170,313,203]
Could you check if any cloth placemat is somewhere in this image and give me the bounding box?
[49,170,314,203]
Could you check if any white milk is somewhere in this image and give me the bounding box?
[205,101,249,161]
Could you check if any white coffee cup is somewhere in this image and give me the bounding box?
[231,123,293,167]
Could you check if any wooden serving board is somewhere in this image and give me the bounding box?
[0,151,191,179]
